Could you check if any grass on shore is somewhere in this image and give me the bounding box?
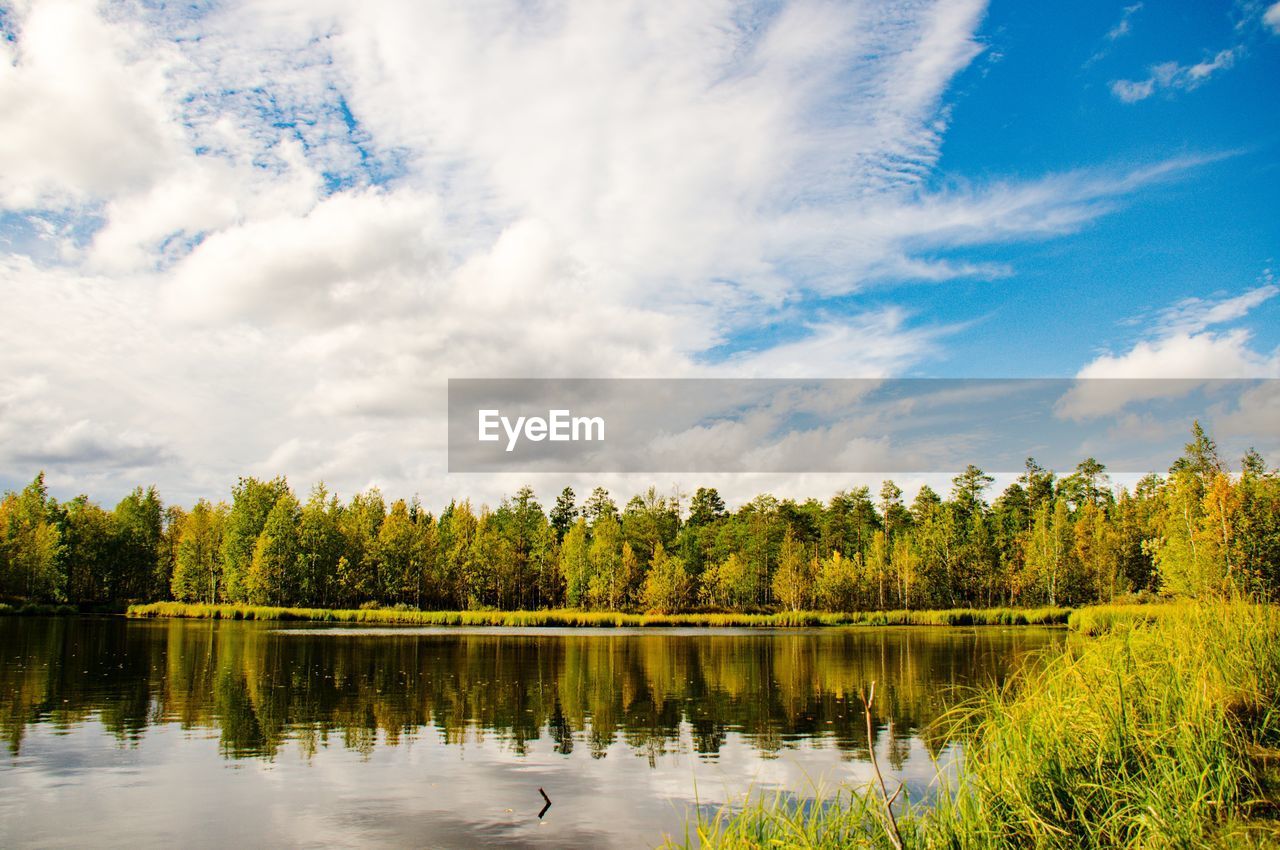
[125,601,1072,628]
[1066,601,1185,635]
[671,600,1280,849]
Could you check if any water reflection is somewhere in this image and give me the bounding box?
[0,618,1061,847]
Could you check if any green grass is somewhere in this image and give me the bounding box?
[1067,601,1184,635]
[670,601,1280,849]
[125,601,1072,628]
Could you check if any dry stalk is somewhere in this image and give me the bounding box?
[861,681,905,850]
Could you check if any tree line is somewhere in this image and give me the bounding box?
[2,423,1277,612]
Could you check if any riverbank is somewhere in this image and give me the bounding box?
[670,600,1280,848]
[124,601,1074,628]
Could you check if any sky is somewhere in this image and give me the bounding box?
[1,0,1278,510]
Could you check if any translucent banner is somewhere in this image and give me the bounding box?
[447,378,1280,473]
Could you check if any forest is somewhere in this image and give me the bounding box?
[2,423,1278,613]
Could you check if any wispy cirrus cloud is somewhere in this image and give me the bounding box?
[0,0,1227,504]
[1111,48,1240,103]
[1107,3,1143,41]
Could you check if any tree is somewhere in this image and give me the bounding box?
[622,487,679,566]
[171,499,224,603]
[951,465,994,518]
[583,487,618,525]
[59,495,114,604]
[0,473,64,601]
[1237,449,1280,597]
[772,530,812,612]
[587,513,624,609]
[340,488,386,604]
[297,484,344,607]
[221,477,290,603]
[247,492,301,605]
[1171,419,1224,484]
[701,552,752,610]
[688,487,727,527]
[559,518,591,607]
[112,486,163,601]
[1150,466,1210,598]
[1073,501,1123,603]
[549,487,578,541]
[1024,499,1078,606]
[1197,472,1242,596]
[378,500,419,605]
[814,550,859,612]
[878,480,906,538]
[1020,458,1055,514]
[641,542,689,613]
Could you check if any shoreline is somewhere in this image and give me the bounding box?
[124,601,1076,628]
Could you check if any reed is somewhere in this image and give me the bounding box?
[1066,601,1183,635]
[125,601,1072,628]
[669,601,1280,848]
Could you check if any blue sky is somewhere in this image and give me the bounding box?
[0,0,1277,505]
[912,0,1280,376]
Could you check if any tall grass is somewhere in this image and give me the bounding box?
[1066,601,1183,635]
[125,601,1072,628]
[671,602,1280,848]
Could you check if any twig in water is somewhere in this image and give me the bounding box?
[861,681,905,850]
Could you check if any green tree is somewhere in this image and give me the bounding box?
[559,517,591,608]
[814,550,859,612]
[59,495,114,603]
[111,486,163,600]
[549,487,577,541]
[772,530,812,612]
[688,487,727,527]
[583,487,618,525]
[0,473,64,601]
[297,484,344,607]
[247,492,301,605]
[221,477,290,603]
[587,513,624,609]
[171,499,225,603]
[641,542,689,613]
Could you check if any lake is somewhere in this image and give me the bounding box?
[0,617,1063,848]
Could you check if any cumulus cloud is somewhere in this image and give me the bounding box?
[0,0,1227,505]
[1266,2,1280,34]
[1057,285,1280,419]
[0,0,184,208]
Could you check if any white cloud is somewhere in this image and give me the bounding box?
[1152,285,1278,336]
[0,0,184,207]
[165,188,444,325]
[1265,1,1280,34]
[1107,3,1143,41]
[1111,78,1155,103]
[1057,285,1280,419]
[1076,329,1278,380]
[1111,48,1239,103]
[0,0,1227,505]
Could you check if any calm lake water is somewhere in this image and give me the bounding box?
[0,617,1063,848]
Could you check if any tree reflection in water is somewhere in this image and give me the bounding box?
[0,617,1061,767]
